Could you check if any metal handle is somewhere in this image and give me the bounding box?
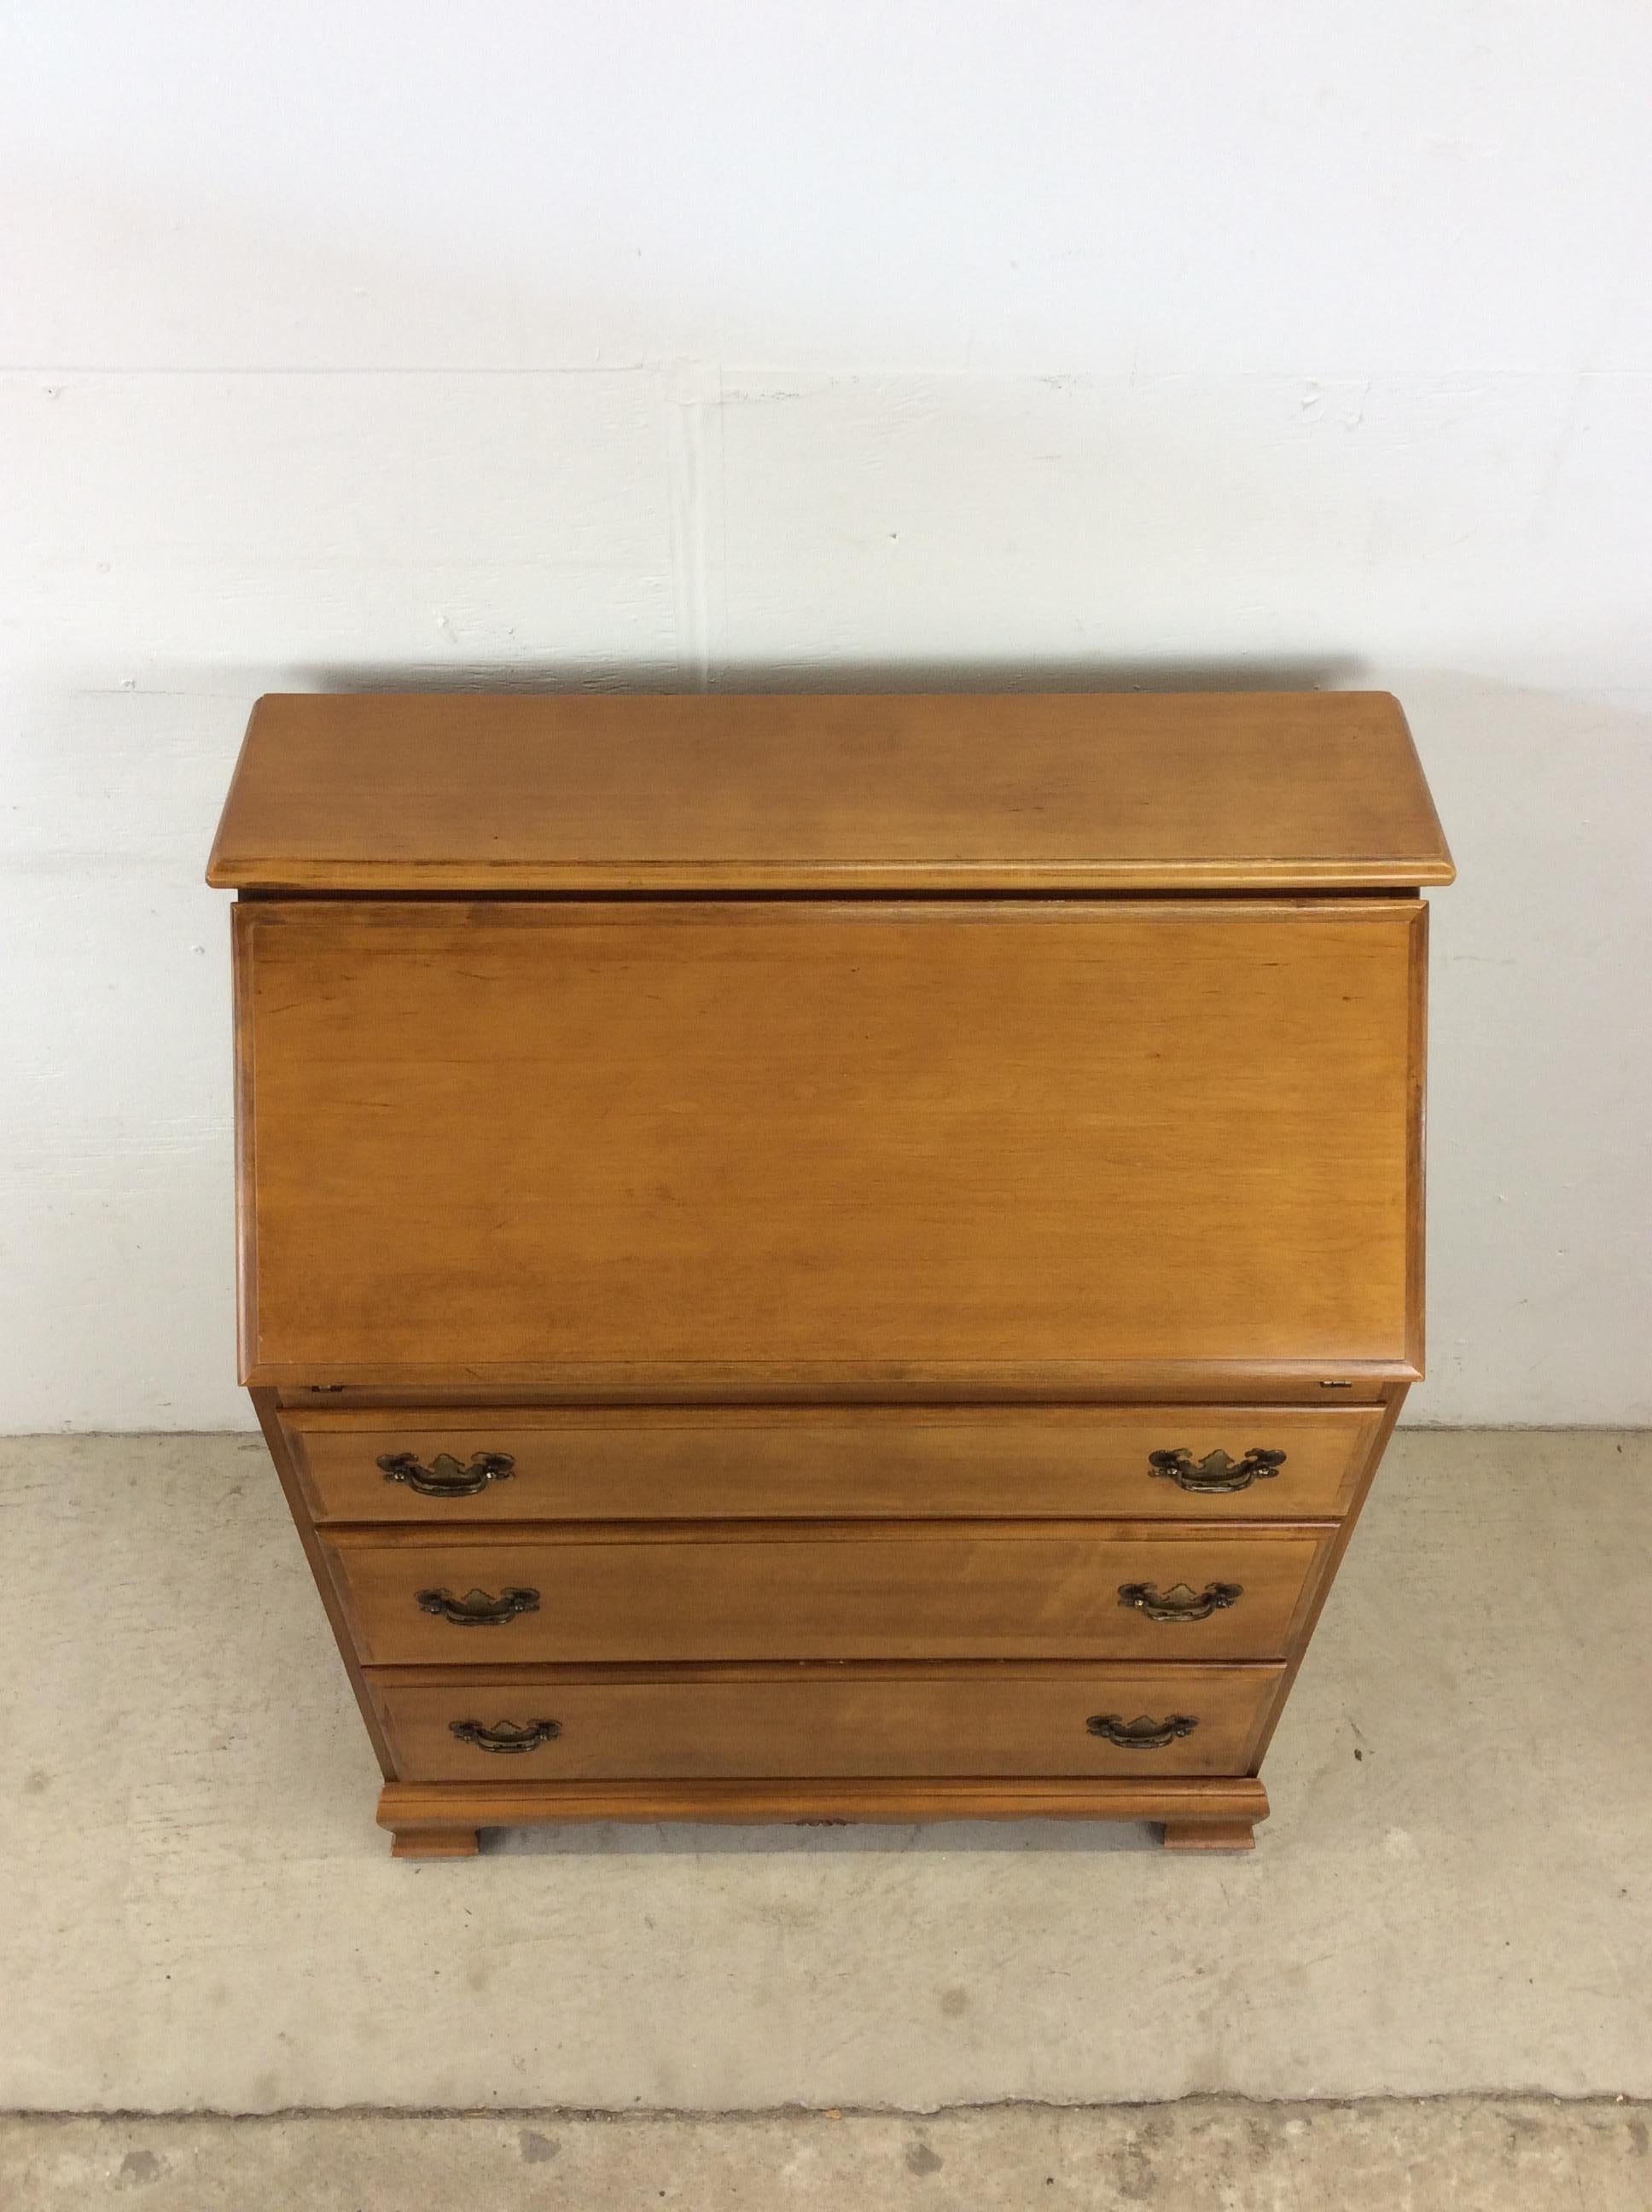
[1147,1447,1285,1494]
[379,1450,515,1499]
[450,1718,561,1754]
[1117,1580,1242,1623]
[414,1586,540,1627]
[1086,1713,1198,1749]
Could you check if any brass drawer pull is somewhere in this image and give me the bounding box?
[1147,1447,1285,1494]
[450,1718,561,1754]
[1086,1714,1198,1749]
[414,1586,540,1627]
[1117,1580,1242,1622]
[378,1450,515,1498]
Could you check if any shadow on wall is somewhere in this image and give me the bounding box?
[300,655,1362,696]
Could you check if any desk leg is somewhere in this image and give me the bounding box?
[388,1825,480,1860]
[1161,1819,1257,1852]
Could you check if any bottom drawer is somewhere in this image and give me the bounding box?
[369,1662,1283,1782]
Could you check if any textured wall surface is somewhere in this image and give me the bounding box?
[3,3,1648,1428]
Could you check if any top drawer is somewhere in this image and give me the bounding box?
[282,1405,1376,1523]
[236,899,1422,1392]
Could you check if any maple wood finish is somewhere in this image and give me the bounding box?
[367,1662,1283,1781]
[283,1405,1380,1523]
[376,1775,1275,1859]
[234,899,1423,1389]
[208,690,1453,894]
[323,1522,1329,1666]
[211,690,1451,1855]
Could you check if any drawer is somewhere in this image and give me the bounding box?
[369,1662,1284,1781]
[324,1522,1327,1665]
[285,1405,1376,1523]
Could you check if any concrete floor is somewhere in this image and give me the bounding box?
[6,2101,1651,2210]
[1,1431,1648,2114]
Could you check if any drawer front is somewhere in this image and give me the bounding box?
[325,1525,1326,1665]
[237,899,1422,1387]
[369,1662,1283,1781]
[286,1405,1375,1524]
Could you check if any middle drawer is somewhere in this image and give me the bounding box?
[323,1522,1328,1665]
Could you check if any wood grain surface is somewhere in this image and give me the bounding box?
[375,1773,1271,1850]
[285,1403,1376,1522]
[207,690,1454,893]
[236,898,1423,1388]
[367,1660,1283,1781]
[323,1521,1328,1665]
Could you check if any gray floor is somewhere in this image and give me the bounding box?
[7,2102,1651,2210]
[2,1431,1649,2113]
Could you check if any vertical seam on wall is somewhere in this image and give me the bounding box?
[666,361,718,690]
[708,360,727,678]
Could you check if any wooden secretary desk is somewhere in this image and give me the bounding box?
[207,690,1452,1858]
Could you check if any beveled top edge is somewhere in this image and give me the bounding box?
[207,689,1455,894]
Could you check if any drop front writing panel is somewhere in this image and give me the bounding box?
[236,897,1422,1387]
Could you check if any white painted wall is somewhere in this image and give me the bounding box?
[3,1,1648,1429]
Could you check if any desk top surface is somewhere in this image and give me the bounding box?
[207,689,1453,894]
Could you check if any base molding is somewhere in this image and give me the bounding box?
[376,1774,1268,1858]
